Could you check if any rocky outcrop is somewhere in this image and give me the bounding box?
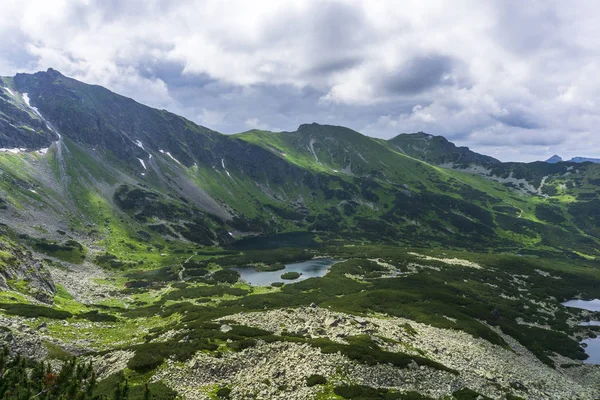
[0,236,56,303]
[0,314,85,361]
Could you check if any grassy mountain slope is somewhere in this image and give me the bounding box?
[0,69,599,260]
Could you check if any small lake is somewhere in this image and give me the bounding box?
[582,338,600,364]
[233,258,339,286]
[562,299,600,364]
[562,299,600,312]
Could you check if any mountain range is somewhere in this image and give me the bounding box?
[1,69,600,399]
[2,69,599,257]
[545,155,600,164]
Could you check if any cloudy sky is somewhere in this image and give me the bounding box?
[1,0,599,161]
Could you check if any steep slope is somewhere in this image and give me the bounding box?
[0,77,57,149]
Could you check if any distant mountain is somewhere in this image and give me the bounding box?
[387,132,500,168]
[570,157,600,164]
[543,155,600,164]
[545,155,563,163]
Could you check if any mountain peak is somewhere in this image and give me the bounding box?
[412,131,434,139]
[388,132,500,167]
[545,155,563,163]
[295,123,365,139]
[45,67,63,77]
[297,122,356,132]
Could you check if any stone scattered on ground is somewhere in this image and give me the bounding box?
[152,306,600,400]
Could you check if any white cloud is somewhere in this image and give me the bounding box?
[245,118,279,132]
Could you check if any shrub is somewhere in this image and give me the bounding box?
[127,339,218,372]
[0,303,72,319]
[306,374,327,387]
[212,269,240,284]
[216,387,232,399]
[281,272,301,280]
[77,310,118,322]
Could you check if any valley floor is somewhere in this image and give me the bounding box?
[2,245,600,399]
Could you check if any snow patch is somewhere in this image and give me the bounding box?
[166,152,182,165]
[137,158,147,170]
[160,149,182,165]
[0,148,26,154]
[38,148,49,155]
[22,93,43,118]
[307,138,320,163]
[221,158,232,178]
[134,140,145,150]
[2,87,15,96]
[28,189,37,194]
[20,92,61,140]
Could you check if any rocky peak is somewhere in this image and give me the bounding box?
[545,155,563,164]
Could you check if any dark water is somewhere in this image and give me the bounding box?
[229,232,317,250]
[562,299,600,364]
[233,258,339,286]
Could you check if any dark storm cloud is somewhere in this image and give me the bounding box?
[137,60,217,90]
[378,55,461,95]
[493,108,543,130]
